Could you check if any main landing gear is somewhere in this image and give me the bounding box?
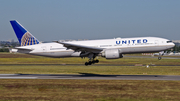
[85,59,99,66]
[81,53,99,66]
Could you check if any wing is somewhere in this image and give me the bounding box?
[55,41,103,53]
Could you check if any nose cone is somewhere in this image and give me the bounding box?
[170,42,175,48]
[167,40,175,47]
[172,43,175,47]
[166,40,175,49]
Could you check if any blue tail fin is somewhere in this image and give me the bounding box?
[10,20,39,46]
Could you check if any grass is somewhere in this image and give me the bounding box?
[0,53,180,66]
[0,53,180,75]
[0,53,180,101]
[0,79,179,101]
[0,65,180,75]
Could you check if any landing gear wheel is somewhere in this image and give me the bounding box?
[85,62,89,66]
[88,61,92,65]
[91,60,95,64]
[95,60,99,63]
[84,59,99,66]
[158,57,162,60]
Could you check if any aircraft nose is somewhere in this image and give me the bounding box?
[167,42,175,49]
[172,42,175,47]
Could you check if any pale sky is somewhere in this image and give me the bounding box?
[0,0,180,41]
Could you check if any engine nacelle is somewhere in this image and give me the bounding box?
[102,49,123,59]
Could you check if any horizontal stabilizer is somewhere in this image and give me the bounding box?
[14,47,34,51]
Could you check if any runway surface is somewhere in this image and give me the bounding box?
[0,64,180,66]
[0,74,180,80]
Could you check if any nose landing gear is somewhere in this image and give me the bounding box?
[158,51,164,60]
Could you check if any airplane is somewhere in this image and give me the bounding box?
[10,20,175,65]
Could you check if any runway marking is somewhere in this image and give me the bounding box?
[0,74,180,80]
[0,74,19,76]
[0,77,37,79]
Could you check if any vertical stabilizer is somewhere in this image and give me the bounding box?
[10,20,39,46]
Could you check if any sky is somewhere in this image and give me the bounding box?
[0,0,180,41]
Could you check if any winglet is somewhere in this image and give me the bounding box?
[10,20,40,46]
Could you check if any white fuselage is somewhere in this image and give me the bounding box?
[16,37,175,58]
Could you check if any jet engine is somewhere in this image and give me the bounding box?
[102,49,123,59]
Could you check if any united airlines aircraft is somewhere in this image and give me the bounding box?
[10,20,175,65]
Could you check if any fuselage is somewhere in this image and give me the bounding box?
[16,37,175,58]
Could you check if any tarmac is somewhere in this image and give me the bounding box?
[0,73,180,80]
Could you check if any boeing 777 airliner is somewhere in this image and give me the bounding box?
[10,20,175,65]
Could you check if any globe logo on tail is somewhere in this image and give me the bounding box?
[21,32,39,46]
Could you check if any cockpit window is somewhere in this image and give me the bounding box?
[167,41,173,43]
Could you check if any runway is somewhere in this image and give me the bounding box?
[0,73,180,80]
